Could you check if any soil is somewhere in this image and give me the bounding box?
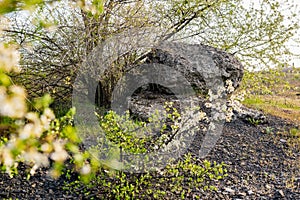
[0,114,299,199]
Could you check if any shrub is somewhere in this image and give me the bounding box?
[63,154,227,199]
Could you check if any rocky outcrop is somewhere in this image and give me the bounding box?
[142,43,244,95]
[126,42,266,124]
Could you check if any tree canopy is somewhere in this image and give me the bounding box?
[2,0,299,103]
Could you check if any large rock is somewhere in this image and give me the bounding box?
[126,43,267,124]
[126,43,245,119]
[142,43,244,95]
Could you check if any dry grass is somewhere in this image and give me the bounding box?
[243,95,300,124]
[242,68,300,125]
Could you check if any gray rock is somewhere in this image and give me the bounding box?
[144,43,244,95]
[232,104,267,124]
[247,190,254,195]
[224,187,235,194]
[124,42,266,126]
[127,93,267,126]
[277,190,285,197]
[280,139,287,143]
[128,94,171,121]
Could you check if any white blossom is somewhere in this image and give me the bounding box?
[0,43,20,72]
[81,164,91,175]
[51,140,69,162]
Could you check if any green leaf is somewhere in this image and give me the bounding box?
[34,94,53,110]
[0,0,18,15]
[0,73,11,86]
[0,0,46,15]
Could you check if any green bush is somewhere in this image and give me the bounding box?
[63,154,227,199]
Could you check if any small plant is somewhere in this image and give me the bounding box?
[289,128,300,138]
[286,128,300,150]
[264,126,274,134]
[247,117,261,126]
[273,127,300,151]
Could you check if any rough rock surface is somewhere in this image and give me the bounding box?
[127,42,264,122]
[143,43,244,95]
[126,42,252,122]
[233,104,267,124]
[128,94,267,124]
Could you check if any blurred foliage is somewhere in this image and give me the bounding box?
[241,68,290,96]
